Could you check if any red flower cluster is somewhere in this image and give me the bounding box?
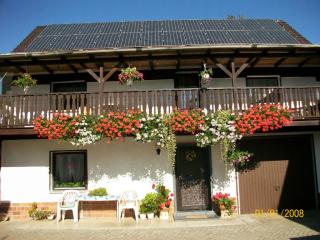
[169,109,204,134]
[95,110,142,142]
[33,113,78,140]
[153,183,173,210]
[235,104,293,135]
[212,192,230,203]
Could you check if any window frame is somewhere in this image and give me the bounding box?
[246,75,281,87]
[49,150,88,192]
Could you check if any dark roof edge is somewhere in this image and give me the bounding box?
[2,44,320,59]
[13,26,47,52]
[275,20,311,44]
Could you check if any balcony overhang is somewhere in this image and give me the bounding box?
[1,44,320,74]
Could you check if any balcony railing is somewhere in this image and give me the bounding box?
[0,87,319,128]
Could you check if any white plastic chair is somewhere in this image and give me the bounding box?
[56,190,79,223]
[117,191,139,222]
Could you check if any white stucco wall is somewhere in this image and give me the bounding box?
[210,145,237,197]
[1,136,237,204]
[1,139,173,203]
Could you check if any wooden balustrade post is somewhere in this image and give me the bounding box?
[216,62,248,112]
[86,67,118,115]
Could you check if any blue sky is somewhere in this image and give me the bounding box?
[0,0,319,53]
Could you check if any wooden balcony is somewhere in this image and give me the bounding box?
[0,87,319,128]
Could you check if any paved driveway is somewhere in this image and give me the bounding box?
[0,213,319,240]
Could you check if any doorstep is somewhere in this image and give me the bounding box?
[174,210,218,220]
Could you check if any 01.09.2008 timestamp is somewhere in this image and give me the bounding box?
[254,209,304,218]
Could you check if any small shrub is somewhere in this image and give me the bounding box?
[28,202,52,220]
[88,187,108,197]
[140,193,158,214]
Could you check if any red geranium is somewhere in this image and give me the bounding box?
[234,104,293,135]
[169,109,204,134]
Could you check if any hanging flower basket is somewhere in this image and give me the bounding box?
[11,73,37,94]
[118,66,144,86]
[199,64,213,85]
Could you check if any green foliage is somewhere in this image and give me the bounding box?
[88,187,108,197]
[12,73,37,88]
[140,193,158,213]
[226,150,252,167]
[139,203,149,214]
[28,202,52,220]
[199,68,213,79]
[28,202,38,218]
[54,181,85,188]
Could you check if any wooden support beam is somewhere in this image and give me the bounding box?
[274,57,287,67]
[103,68,118,82]
[249,50,268,67]
[216,63,233,78]
[86,69,100,82]
[148,54,154,71]
[79,63,87,69]
[176,51,181,70]
[234,63,248,78]
[41,65,53,74]
[298,58,311,68]
[216,62,248,87]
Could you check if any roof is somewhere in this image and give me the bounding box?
[13,19,311,53]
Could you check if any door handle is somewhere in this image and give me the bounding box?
[274,185,281,191]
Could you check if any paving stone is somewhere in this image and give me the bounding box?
[0,213,319,240]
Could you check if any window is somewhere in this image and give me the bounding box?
[246,76,280,87]
[50,81,87,110]
[51,81,87,93]
[50,151,87,190]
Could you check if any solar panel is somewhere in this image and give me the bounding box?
[23,19,301,52]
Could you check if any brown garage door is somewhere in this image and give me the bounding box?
[238,135,316,214]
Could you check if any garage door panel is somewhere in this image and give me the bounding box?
[238,135,316,214]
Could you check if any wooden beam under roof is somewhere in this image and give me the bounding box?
[31,57,53,74]
[274,57,287,67]
[2,51,320,68]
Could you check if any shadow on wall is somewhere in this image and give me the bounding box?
[86,140,172,192]
[210,145,235,195]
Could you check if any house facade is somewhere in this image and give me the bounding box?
[0,19,319,219]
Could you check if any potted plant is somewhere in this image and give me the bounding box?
[11,73,37,94]
[152,183,174,220]
[88,187,108,199]
[199,64,213,84]
[140,193,158,219]
[226,150,252,167]
[212,192,235,217]
[139,203,148,220]
[118,66,144,86]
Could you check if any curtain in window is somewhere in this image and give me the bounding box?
[54,153,84,184]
